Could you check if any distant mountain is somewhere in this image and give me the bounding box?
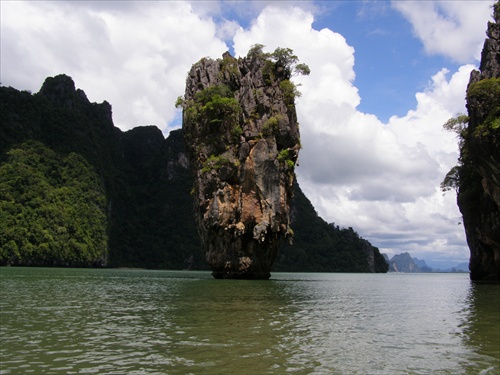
[386,252,434,273]
[453,262,470,272]
[0,74,388,273]
[413,257,427,269]
[384,252,470,273]
[413,257,433,272]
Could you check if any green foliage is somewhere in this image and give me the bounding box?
[0,141,108,266]
[275,181,388,273]
[466,78,500,137]
[262,115,282,137]
[440,165,461,193]
[247,44,266,59]
[277,148,295,169]
[493,0,500,23]
[295,63,311,76]
[185,84,241,132]
[2,68,386,274]
[269,47,310,80]
[202,95,241,126]
[175,96,184,108]
[443,78,500,194]
[441,114,469,193]
[1,82,204,270]
[443,113,469,135]
[194,84,233,106]
[280,80,301,108]
[231,124,243,139]
[220,54,240,78]
[202,154,231,173]
[248,45,310,100]
[277,149,289,162]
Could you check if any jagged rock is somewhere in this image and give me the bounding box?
[387,252,423,273]
[181,48,303,279]
[460,2,500,281]
[2,73,388,272]
[39,74,113,122]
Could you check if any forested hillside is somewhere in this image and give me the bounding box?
[0,75,388,273]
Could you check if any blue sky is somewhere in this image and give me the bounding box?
[0,0,495,268]
[313,2,455,121]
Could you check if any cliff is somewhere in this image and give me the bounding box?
[0,74,201,268]
[459,2,500,281]
[0,74,387,273]
[180,47,303,279]
[387,252,427,273]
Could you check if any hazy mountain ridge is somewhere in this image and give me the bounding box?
[384,252,469,273]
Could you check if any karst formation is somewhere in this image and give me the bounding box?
[180,46,308,279]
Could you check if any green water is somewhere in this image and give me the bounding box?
[1,267,499,374]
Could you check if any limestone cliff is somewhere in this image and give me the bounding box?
[460,2,500,281]
[2,73,388,273]
[387,252,424,273]
[181,47,307,279]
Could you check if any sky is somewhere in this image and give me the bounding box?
[1,0,495,268]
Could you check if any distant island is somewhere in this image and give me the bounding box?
[384,252,469,273]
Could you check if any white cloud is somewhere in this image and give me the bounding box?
[0,1,228,132]
[302,65,474,262]
[392,0,494,63]
[231,4,474,262]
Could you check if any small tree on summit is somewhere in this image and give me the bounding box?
[271,47,311,79]
[246,44,311,80]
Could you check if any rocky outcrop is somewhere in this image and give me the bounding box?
[181,47,305,279]
[2,73,389,273]
[460,2,500,281]
[387,252,426,273]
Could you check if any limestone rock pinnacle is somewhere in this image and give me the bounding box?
[180,46,307,279]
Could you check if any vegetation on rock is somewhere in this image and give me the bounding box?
[0,141,107,266]
[276,181,388,273]
[1,73,386,274]
[180,46,309,278]
[442,1,500,281]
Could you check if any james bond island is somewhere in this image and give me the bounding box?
[1,74,387,273]
[179,46,309,279]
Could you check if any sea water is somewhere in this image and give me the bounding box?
[1,267,499,374]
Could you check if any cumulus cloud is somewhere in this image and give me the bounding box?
[231,4,476,262]
[392,0,494,63]
[0,1,228,131]
[299,66,473,262]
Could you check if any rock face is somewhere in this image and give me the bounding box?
[181,48,303,279]
[460,2,500,281]
[387,252,425,273]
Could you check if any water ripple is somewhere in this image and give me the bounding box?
[1,268,499,374]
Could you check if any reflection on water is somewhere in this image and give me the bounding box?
[0,268,499,374]
[460,282,500,373]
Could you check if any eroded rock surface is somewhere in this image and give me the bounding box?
[460,3,500,281]
[181,48,304,279]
